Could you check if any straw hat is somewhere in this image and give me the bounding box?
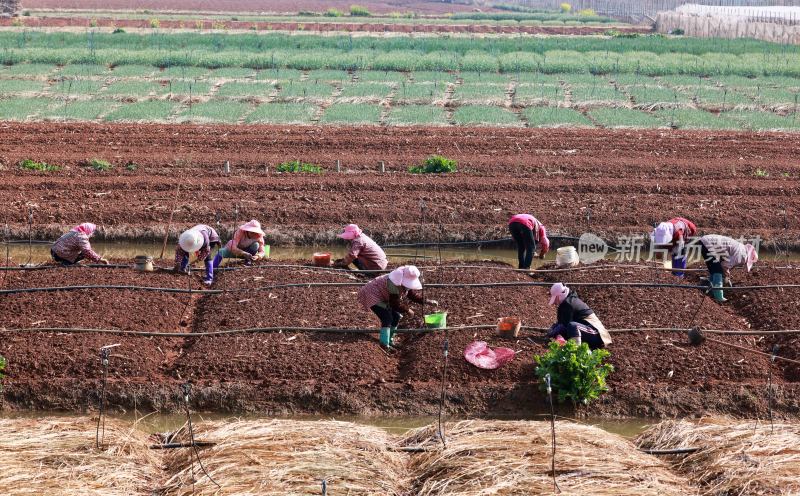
[338,224,363,241]
[239,219,265,236]
[179,229,204,253]
[388,265,423,290]
[745,244,758,272]
[548,282,570,306]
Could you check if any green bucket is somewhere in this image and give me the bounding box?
[424,312,447,329]
[263,244,271,258]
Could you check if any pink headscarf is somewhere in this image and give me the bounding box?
[71,223,97,236]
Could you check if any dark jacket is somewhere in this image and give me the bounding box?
[557,291,593,326]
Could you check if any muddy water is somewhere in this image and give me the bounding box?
[0,411,651,438]
[4,241,799,266]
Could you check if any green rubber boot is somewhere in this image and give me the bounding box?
[379,327,391,348]
[711,273,727,303]
[390,327,398,346]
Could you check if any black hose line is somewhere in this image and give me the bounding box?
[544,374,561,494]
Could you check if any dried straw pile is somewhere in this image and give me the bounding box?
[401,420,694,495]
[161,419,408,495]
[0,417,161,496]
[636,417,800,495]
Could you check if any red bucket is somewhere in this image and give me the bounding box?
[313,252,331,267]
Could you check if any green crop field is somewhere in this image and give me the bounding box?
[0,30,796,131]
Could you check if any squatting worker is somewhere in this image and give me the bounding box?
[51,223,109,266]
[698,234,758,303]
[546,283,612,350]
[358,265,438,348]
[508,214,550,270]
[213,219,267,268]
[333,224,388,274]
[652,217,697,277]
[175,224,221,286]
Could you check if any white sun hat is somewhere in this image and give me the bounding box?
[388,265,423,290]
[179,229,204,253]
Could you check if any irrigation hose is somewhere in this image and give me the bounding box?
[96,348,109,450]
[544,374,561,494]
[182,383,220,491]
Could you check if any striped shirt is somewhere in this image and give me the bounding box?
[700,235,748,270]
[174,224,220,266]
[51,231,101,263]
[358,274,401,310]
[345,234,388,270]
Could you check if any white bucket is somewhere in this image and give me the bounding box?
[555,246,580,268]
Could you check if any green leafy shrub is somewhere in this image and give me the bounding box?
[350,5,371,17]
[148,18,160,29]
[325,8,344,17]
[534,340,614,405]
[578,8,596,16]
[88,158,113,171]
[0,354,6,385]
[276,160,322,173]
[670,28,685,36]
[125,162,138,171]
[20,159,59,172]
[408,155,457,174]
[560,2,572,13]
[112,27,126,34]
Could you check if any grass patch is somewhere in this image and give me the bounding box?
[276,160,321,173]
[255,68,303,81]
[306,70,352,83]
[514,83,564,104]
[158,66,208,79]
[729,110,800,131]
[0,78,43,93]
[356,70,408,82]
[515,73,565,84]
[395,82,446,102]
[320,103,381,124]
[104,100,176,121]
[656,108,741,130]
[57,64,109,77]
[245,102,316,124]
[207,67,257,79]
[658,75,712,87]
[162,80,212,96]
[87,158,113,171]
[453,105,520,126]
[409,155,457,174]
[412,71,455,83]
[609,73,658,85]
[178,100,251,123]
[278,82,334,98]
[627,85,690,105]
[103,80,163,96]
[570,84,628,103]
[41,99,116,120]
[387,104,448,125]
[0,97,52,120]
[19,158,59,172]
[687,86,753,106]
[109,64,159,77]
[338,82,392,98]
[0,63,55,77]
[523,106,593,127]
[589,107,664,128]
[756,88,799,106]
[460,72,511,83]
[452,83,508,102]
[216,82,275,98]
[51,79,105,94]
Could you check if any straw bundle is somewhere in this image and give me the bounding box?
[401,420,694,495]
[0,417,161,496]
[161,419,409,495]
[636,417,800,495]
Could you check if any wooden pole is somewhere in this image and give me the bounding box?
[159,183,181,260]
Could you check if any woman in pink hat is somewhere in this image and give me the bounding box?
[51,222,109,266]
[333,224,388,274]
[546,282,611,350]
[358,265,437,348]
[698,234,758,303]
[508,214,549,269]
[213,219,267,268]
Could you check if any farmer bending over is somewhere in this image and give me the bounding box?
[175,224,221,286]
[213,219,266,268]
[546,283,612,350]
[698,234,757,303]
[652,216,697,276]
[51,223,109,266]
[508,214,550,270]
[358,265,437,348]
[333,224,388,275]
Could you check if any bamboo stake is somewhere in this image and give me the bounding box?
[159,183,181,261]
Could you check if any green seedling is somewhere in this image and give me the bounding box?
[276,160,322,173]
[88,158,113,171]
[753,168,769,178]
[20,159,59,172]
[408,155,457,174]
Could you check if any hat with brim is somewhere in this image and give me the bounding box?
[239,219,265,236]
[653,222,674,245]
[388,265,423,290]
[548,282,569,306]
[338,224,362,241]
[745,244,758,272]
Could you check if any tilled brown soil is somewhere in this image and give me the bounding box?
[1,124,799,247]
[0,16,649,35]
[1,259,798,418]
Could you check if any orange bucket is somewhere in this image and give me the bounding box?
[497,317,521,338]
[313,252,331,267]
